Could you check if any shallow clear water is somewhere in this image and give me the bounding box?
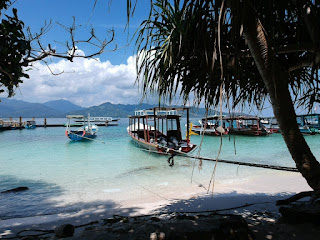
[0,118,319,220]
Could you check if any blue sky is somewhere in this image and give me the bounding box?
[13,0,148,64]
[8,0,157,108]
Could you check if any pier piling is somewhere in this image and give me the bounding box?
[19,116,22,129]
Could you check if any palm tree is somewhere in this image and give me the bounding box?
[132,0,320,195]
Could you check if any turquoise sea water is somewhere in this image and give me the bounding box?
[0,117,319,220]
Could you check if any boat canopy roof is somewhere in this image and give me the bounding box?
[201,115,227,120]
[223,115,261,120]
[129,107,189,118]
[26,120,36,124]
[66,115,85,119]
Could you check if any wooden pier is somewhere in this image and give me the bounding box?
[0,117,108,130]
[36,123,107,127]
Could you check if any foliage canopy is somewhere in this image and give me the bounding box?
[0,0,30,97]
[135,0,320,111]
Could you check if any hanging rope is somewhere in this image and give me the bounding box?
[190,107,209,183]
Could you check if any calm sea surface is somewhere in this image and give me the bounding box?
[0,117,319,220]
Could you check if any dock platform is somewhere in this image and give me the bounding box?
[36,123,107,127]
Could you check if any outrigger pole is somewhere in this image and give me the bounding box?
[140,149,298,173]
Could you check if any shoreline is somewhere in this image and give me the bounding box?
[0,171,312,238]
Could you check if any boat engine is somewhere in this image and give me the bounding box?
[158,136,167,146]
[169,136,179,149]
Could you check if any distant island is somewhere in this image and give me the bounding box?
[0,98,220,118]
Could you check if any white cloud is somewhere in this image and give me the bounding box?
[14,52,140,107]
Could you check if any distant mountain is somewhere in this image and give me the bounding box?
[69,102,156,118]
[0,98,59,118]
[0,98,228,118]
[43,99,84,114]
[69,102,223,118]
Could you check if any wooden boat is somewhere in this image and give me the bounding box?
[25,120,36,129]
[9,121,20,130]
[225,116,269,136]
[261,118,280,133]
[0,119,18,130]
[296,114,318,135]
[65,114,98,141]
[105,117,119,126]
[75,116,119,126]
[0,119,10,130]
[192,115,229,136]
[298,125,316,135]
[127,107,197,154]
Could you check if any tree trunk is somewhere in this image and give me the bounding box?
[240,1,320,194]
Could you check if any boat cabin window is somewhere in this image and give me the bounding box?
[167,118,177,131]
[238,119,258,128]
[166,118,181,141]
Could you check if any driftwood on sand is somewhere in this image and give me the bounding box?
[1,186,29,194]
[276,190,320,225]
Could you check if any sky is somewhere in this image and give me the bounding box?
[3,0,315,116]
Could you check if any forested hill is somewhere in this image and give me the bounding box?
[68,102,220,118]
[0,98,221,118]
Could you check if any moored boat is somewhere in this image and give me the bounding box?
[225,116,269,136]
[65,114,98,141]
[192,115,229,136]
[297,114,318,135]
[299,125,316,135]
[105,117,119,126]
[0,119,15,130]
[25,120,36,129]
[127,107,197,154]
[261,118,280,133]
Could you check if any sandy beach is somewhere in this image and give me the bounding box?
[1,170,318,239]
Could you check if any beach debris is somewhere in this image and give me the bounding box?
[150,216,161,222]
[150,232,157,240]
[159,232,165,240]
[150,231,166,240]
[75,213,254,240]
[279,203,320,224]
[55,224,75,238]
[1,186,29,194]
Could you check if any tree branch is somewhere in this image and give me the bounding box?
[23,18,117,66]
[288,58,313,72]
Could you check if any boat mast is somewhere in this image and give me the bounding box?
[154,108,157,143]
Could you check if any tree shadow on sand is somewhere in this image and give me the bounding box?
[0,175,143,238]
[152,191,320,240]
